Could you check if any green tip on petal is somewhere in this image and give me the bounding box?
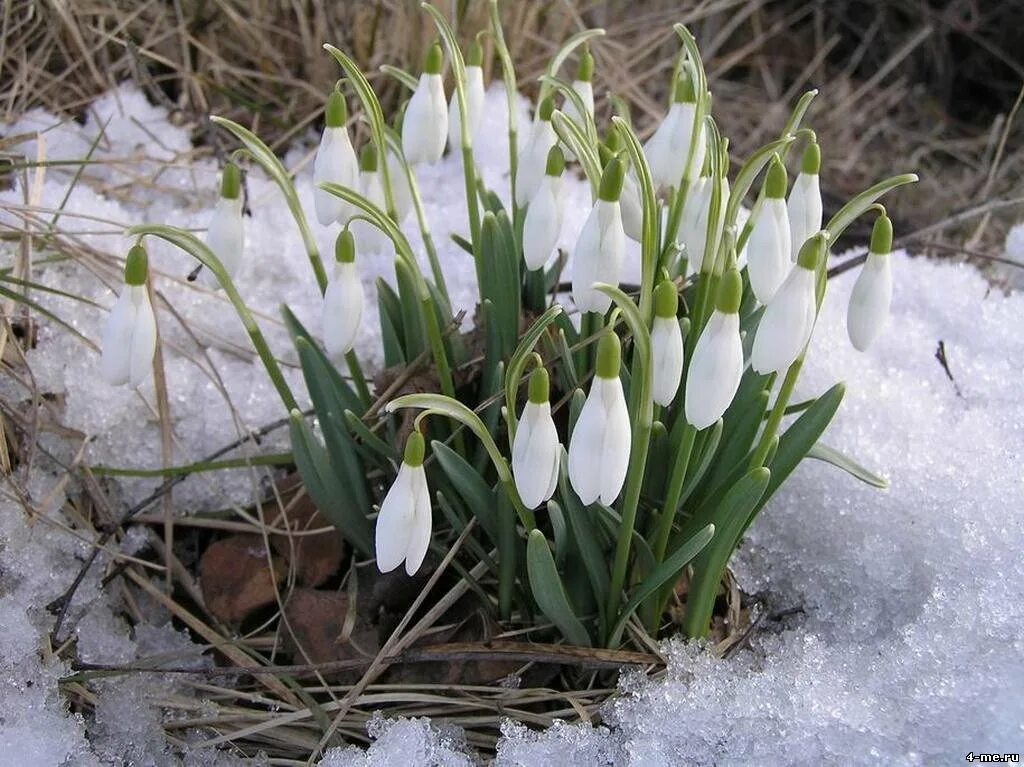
[404,430,426,466]
[538,96,555,121]
[359,144,378,172]
[654,279,679,318]
[335,229,355,263]
[801,140,821,175]
[598,158,625,202]
[467,39,484,67]
[325,90,347,128]
[715,269,743,314]
[870,213,893,255]
[595,330,621,379]
[528,367,550,404]
[604,124,623,152]
[545,145,565,177]
[424,42,443,75]
[124,244,149,286]
[673,67,696,104]
[220,162,241,200]
[797,232,826,270]
[577,45,594,82]
[764,154,787,199]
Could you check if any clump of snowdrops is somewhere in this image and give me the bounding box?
[107,2,915,648]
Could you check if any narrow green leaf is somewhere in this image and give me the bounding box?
[538,28,606,104]
[826,174,919,244]
[431,440,499,545]
[379,64,418,91]
[527,529,593,647]
[807,442,889,489]
[343,410,399,463]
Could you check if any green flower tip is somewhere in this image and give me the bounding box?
[467,39,484,67]
[673,68,696,104]
[528,367,550,404]
[335,228,355,263]
[545,145,565,177]
[801,140,821,175]
[404,429,426,466]
[715,268,743,314]
[220,161,241,200]
[424,42,444,75]
[870,213,893,255]
[538,96,555,122]
[764,154,787,199]
[595,330,621,379]
[577,45,594,82]
[359,144,378,173]
[604,124,623,152]
[797,231,827,270]
[598,157,625,202]
[654,279,679,318]
[124,244,149,286]
[325,90,347,128]
[597,142,614,167]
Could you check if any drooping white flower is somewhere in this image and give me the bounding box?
[313,91,358,226]
[375,431,432,576]
[680,174,729,275]
[515,98,557,207]
[572,159,626,313]
[751,233,824,374]
[385,148,414,224]
[746,155,792,303]
[402,43,448,165]
[447,40,485,150]
[643,71,705,190]
[848,214,894,351]
[568,331,631,506]
[684,269,744,429]
[561,47,595,162]
[512,368,561,509]
[101,244,157,387]
[349,146,390,256]
[619,170,643,242]
[322,229,364,357]
[651,279,685,407]
[202,162,245,288]
[788,141,823,261]
[523,146,565,271]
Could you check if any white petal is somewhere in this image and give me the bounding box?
[746,197,792,303]
[385,151,414,223]
[314,126,357,225]
[787,173,822,262]
[126,286,157,387]
[100,289,135,386]
[323,261,364,357]
[847,252,892,351]
[571,203,604,313]
[751,266,817,374]
[515,119,555,207]
[620,172,643,242]
[404,466,432,575]
[203,197,245,287]
[643,114,675,189]
[598,377,631,505]
[568,383,607,505]
[680,178,711,272]
[523,177,563,270]
[375,464,416,572]
[651,315,684,406]
[685,311,744,429]
[403,73,448,165]
[513,402,561,509]
[448,66,485,149]
[350,171,389,255]
[561,80,594,161]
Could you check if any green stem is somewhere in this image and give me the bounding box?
[344,350,372,405]
[488,0,519,223]
[750,357,803,468]
[498,488,516,621]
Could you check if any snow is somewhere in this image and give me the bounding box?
[2,82,1023,764]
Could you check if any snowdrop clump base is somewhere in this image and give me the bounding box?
[107,2,916,649]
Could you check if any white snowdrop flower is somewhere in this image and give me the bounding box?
[651,279,685,407]
[402,43,448,165]
[561,47,595,161]
[375,431,432,576]
[643,71,705,190]
[385,148,414,223]
[685,269,744,429]
[313,91,358,226]
[751,233,824,374]
[350,146,391,256]
[515,97,557,207]
[322,229,364,357]
[447,40,485,150]
[787,141,823,261]
[680,174,729,275]
[572,159,626,314]
[101,245,157,387]
[619,170,643,242]
[848,214,894,351]
[568,331,631,506]
[202,162,245,289]
[523,146,565,271]
[746,155,793,303]
[512,368,561,509]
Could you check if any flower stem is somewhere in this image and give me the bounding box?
[750,357,803,468]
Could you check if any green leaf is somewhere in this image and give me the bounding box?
[377,284,406,366]
[504,304,564,442]
[678,417,724,505]
[807,442,889,489]
[527,530,593,647]
[538,27,606,103]
[826,174,919,244]
[379,64,418,91]
[451,232,474,255]
[394,258,425,358]
[431,440,499,545]
[343,410,399,463]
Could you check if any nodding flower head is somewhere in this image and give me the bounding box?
[203,162,245,287]
[403,43,448,165]
[684,268,744,429]
[522,146,566,271]
[651,279,685,407]
[512,367,562,509]
[572,159,626,314]
[313,90,358,226]
[375,430,432,575]
[847,213,894,352]
[447,39,486,150]
[787,140,822,262]
[322,228,365,357]
[746,154,792,303]
[101,244,157,387]
[515,97,557,207]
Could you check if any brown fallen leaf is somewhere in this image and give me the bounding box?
[282,588,379,682]
[269,495,345,588]
[199,534,284,624]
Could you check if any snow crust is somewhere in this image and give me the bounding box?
[1,83,1022,764]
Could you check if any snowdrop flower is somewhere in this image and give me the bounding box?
[685,268,744,429]
[101,244,157,387]
[787,141,822,261]
[385,147,414,223]
[447,39,485,150]
[603,128,643,242]
[322,229,364,357]
[402,43,447,165]
[568,331,631,506]
[375,430,432,575]
[202,162,245,288]
[680,173,729,275]
[512,368,561,509]
[313,90,358,226]
[523,146,565,270]
[643,70,705,190]
[350,145,390,256]
[651,279,685,407]
[572,159,626,314]
[847,213,894,351]
[561,46,595,161]
[515,97,557,207]
[746,155,792,303]
[751,233,824,374]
